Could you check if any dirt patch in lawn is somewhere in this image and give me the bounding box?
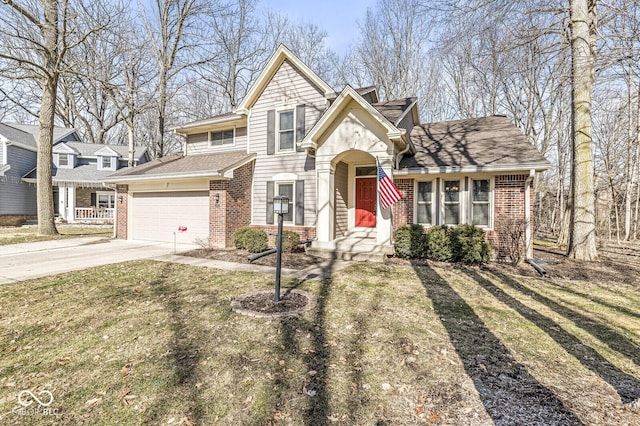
[183,247,324,270]
[231,289,317,318]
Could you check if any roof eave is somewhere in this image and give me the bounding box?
[173,115,247,135]
[395,162,551,175]
[104,170,225,183]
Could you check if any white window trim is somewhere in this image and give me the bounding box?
[413,179,436,226]
[469,177,495,230]
[208,128,236,148]
[98,155,116,171]
[275,106,296,154]
[96,191,116,208]
[441,178,463,226]
[57,153,73,169]
[275,181,295,225]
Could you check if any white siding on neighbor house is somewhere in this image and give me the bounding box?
[0,145,37,215]
[187,127,248,155]
[250,59,327,227]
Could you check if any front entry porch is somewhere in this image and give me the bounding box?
[57,183,116,224]
[311,150,395,262]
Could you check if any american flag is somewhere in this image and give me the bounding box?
[377,159,402,209]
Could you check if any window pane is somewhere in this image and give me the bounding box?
[279,131,294,150]
[355,166,376,176]
[102,157,111,168]
[223,130,234,142]
[279,111,293,130]
[278,184,294,222]
[444,204,459,225]
[417,204,432,224]
[444,180,460,202]
[417,181,432,203]
[473,179,490,202]
[472,204,489,226]
[59,154,68,166]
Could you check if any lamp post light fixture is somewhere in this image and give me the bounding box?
[273,195,289,302]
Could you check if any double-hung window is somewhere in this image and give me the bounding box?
[416,181,434,225]
[275,182,294,223]
[102,156,113,169]
[277,110,294,152]
[210,129,234,147]
[443,180,460,225]
[471,179,491,227]
[58,154,69,167]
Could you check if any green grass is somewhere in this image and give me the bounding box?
[0,261,638,425]
[0,226,112,245]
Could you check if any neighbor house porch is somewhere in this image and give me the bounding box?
[56,183,115,223]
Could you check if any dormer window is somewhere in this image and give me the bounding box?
[58,154,69,167]
[209,129,234,147]
[102,156,113,169]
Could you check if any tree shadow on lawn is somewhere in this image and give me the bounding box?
[414,265,583,425]
[143,263,207,425]
[477,268,640,404]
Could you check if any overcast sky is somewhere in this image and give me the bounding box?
[258,0,376,54]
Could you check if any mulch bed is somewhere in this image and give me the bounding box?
[231,289,317,318]
[183,247,324,270]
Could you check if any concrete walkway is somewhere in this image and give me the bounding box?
[0,238,351,285]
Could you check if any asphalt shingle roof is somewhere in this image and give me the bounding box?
[108,150,253,179]
[400,116,550,170]
[372,97,416,125]
[0,123,78,148]
[59,141,147,160]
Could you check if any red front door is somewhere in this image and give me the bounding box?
[355,177,377,227]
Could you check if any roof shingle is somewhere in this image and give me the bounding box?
[400,116,549,170]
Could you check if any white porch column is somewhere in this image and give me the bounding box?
[58,183,67,221]
[376,158,393,247]
[67,185,76,223]
[316,166,334,243]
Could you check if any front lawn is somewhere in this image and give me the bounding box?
[0,225,112,245]
[0,261,638,425]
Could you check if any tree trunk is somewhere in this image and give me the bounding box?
[37,0,60,236]
[127,117,135,167]
[567,0,598,260]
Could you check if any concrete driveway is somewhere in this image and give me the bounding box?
[0,238,198,285]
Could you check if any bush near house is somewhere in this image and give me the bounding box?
[394,224,428,258]
[426,225,454,262]
[282,230,301,253]
[394,224,491,264]
[233,227,269,253]
[451,224,492,264]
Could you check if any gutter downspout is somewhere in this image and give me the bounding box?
[525,169,535,260]
[395,143,411,169]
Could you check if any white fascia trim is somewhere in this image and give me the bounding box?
[173,114,246,134]
[53,142,78,154]
[394,162,551,175]
[393,99,419,126]
[0,164,11,175]
[104,170,225,183]
[94,146,120,157]
[5,141,37,152]
[235,44,336,112]
[301,85,401,148]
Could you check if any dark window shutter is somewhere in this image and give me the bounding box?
[296,104,305,152]
[295,180,304,226]
[266,181,274,224]
[267,109,275,155]
[90,193,97,207]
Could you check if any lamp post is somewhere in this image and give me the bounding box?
[273,195,289,302]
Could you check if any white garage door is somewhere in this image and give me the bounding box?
[131,191,209,244]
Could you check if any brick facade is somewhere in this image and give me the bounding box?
[392,178,414,228]
[251,225,317,247]
[209,161,254,248]
[390,174,532,260]
[115,184,128,239]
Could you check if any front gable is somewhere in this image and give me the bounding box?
[235,44,336,115]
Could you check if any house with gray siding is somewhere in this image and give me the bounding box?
[106,45,550,260]
[1,122,149,225]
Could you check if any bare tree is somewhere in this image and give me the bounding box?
[0,0,107,235]
[567,0,598,260]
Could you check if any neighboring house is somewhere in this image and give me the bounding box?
[0,123,81,225]
[23,141,150,223]
[106,45,549,260]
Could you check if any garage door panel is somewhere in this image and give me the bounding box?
[131,191,209,244]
